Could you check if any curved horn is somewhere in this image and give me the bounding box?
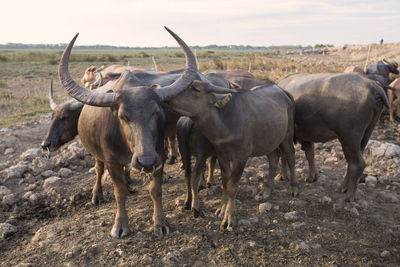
[154,27,198,101]
[58,33,117,107]
[97,72,103,87]
[49,79,58,110]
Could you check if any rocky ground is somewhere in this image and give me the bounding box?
[0,113,400,266]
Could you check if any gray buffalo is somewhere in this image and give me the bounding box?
[366,59,399,88]
[58,27,198,238]
[165,76,297,229]
[278,73,389,202]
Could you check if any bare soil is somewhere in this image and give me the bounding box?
[0,112,399,267]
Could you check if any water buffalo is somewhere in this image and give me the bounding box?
[278,73,389,202]
[58,27,198,238]
[344,66,365,75]
[165,76,297,229]
[41,80,134,205]
[177,116,216,215]
[82,67,180,165]
[388,78,400,121]
[81,63,157,88]
[203,70,255,79]
[366,59,399,88]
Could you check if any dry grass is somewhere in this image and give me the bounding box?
[0,42,399,127]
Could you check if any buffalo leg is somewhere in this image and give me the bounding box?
[388,90,395,121]
[166,136,177,164]
[280,139,298,197]
[220,160,246,230]
[338,139,365,201]
[149,167,170,236]
[107,163,129,238]
[206,156,217,188]
[183,166,192,211]
[191,154,207,217]
[258,149,280,199]
[215,158,230,218]
[301,141,318,183]
[92,160,105,205]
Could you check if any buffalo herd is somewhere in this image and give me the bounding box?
[41,27,396,238]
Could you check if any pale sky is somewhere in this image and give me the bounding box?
[2,0,400,47]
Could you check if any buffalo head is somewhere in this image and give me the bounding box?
[58,27,198,173]
[383,59,399,75]
[41,79,83,152]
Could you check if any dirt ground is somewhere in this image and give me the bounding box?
[0,109,399,267]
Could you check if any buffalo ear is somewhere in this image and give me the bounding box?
[229,81,241,90]
[89,66,97,72]
[213,94,232,108]
[151,84,161,89]
[192,80,207,91]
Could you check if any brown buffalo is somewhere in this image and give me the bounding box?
[388,78,400,121]
[203,70,255,79]
[58,27,198,238]
[41,80,133,205]
[278,73,389,202]
[344,66,365,75]
[81,64,158,88]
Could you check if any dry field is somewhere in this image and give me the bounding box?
[1,42,400,266]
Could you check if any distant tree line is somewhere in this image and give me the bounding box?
[0,43,314,51]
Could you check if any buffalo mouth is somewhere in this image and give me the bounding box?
[132,155,162,174]
[40,141,59,152]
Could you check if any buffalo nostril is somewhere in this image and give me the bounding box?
[41,141,50,150]
[137,156,156,169]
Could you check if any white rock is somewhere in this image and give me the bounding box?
[43,176,61,189]
[284,211,298,220]
[5,162,30,180]
[19,148,41,161]
[59,168,73,178]
[29,193,40,204]
[365,175,377,187]
[163,250,182,264]
[349,207,359,216]
[4,148,15,155]
[2,193,17,206]
[0,222,17,238]
[380,250,390,257]
[23,191,33,199]
[378,191,399,203]
[41,170,57,178]
[0,185,11,199]
[289,241,309,252]
[259,202,273,213]
[142,255,153,264]
[321,196,332,204]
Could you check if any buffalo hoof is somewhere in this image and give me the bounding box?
[110,226,130,238]
[215,208,225,218]
[198,184,206,191]
[192,208,204,218]
[274,173,283,181]
[358,174,367,183]
[305,173,318,183]
[166,156,176,165]
[128,188,137,195]
[154,224,170,237]
[220,218,235,231]
[92,197,105,206]
[288,185,299,197]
